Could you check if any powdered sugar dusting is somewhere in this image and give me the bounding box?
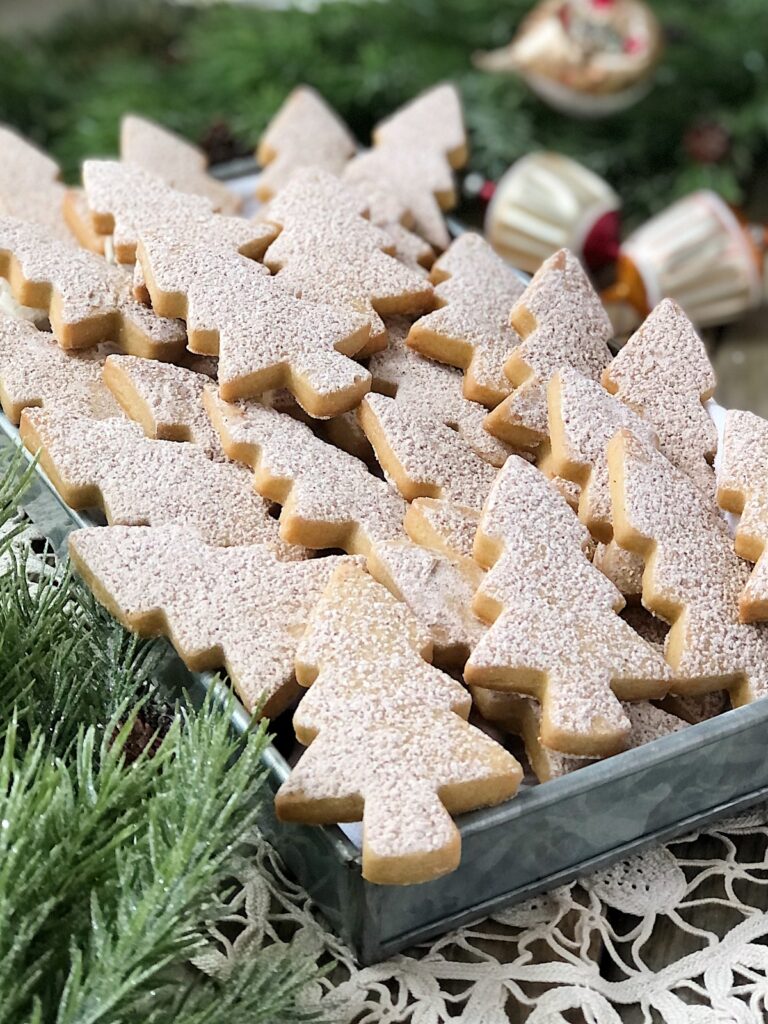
[370,315,516,466]
[21,406,304,558]
[360,392,499,510]
[407,233,525,405]
[69,523,350,715]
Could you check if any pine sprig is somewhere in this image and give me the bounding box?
[0,456,324,1024]
[0,0,766,224]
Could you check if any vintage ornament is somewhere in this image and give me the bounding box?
[476,0,663,117]
[482,151,621,274]
[602,190,766,330]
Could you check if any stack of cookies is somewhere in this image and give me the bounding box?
[1,85,765,886]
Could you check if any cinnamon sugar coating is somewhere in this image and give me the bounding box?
[0,314,122,424]
[603,299,717,494]
[276,562,520,885]
[485,248,613,446]
[407,233,526,406]
[370,315,515,467]
[717,409,768,622]
[103,355,227,461]
[121,114,241,215]
[609,429,768,704]
[473,690,685,783]
[372,84,468,169]
[69,524,351,717]
[204,387,406,556]
[82,160,273,264]
[0,125,71,241]
[20,407,303,557]
[255,85,357,201]
[464,456,671,757]
[0,217,186,357]
[263,169,434,352]
[359,392,499,511]
[548,369,658,543]
[404,498,481,563]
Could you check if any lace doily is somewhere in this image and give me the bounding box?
[11,517,768,1023]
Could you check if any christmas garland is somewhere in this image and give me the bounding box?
[0,0,766,225]
[0,452,321,1024]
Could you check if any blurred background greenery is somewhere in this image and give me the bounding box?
[0,0,766,227]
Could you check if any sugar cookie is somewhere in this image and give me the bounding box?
[0,125,71,241]
[609,428,768,703]
[367,539,485,666]
[603,299,716,493]
[403,497,481,563]
[661,691,728,725]
[548,369,658,542]
[464,455,671,756]
[204,387,406,554]
[484,249,613,446]
[275,562,521,884]
[0,314,121,424]
[716,409,768,622]
[120,113,241,215]
[69,524,351,717]
[358,392,498,510]
[473,691,686,783]
[62,188,107,254]
[370,315,515,467]
[103,355,226,461]
[255,85,357,202]
[0,217,186,358]
[343,146,454,251]
[263,169,434,353]
[20,407,303,556]
[594,541,644,602]
[372,83,468,169]
[407,233,526,406]
[81,160,273,264]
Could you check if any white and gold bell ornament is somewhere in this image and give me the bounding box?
[602,190,766,330]
[483,151,621,274]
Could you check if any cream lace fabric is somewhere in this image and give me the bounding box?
[12,517,768,1023]
[195,808,768,1023]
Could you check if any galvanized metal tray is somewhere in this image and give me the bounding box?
[4,412,768,965]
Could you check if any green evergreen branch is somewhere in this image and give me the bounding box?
[0,450,325,1024]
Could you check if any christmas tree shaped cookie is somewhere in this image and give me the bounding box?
[369,315,514,466]
[103,355,226,461]
[263,169,434,353]
[120,113,241,215]
[404,497,481,564]
[609,428,768,701]
[256,85,357,201]
[0,217,186,357]
[372,83,468,168]
[407,233,526,406]
[367,538,486,667]
[0,314,121,424]
[69,524,352,717]
[81,160,274,264]
[473,690,686,783]
[717,409,768,622]
[204,388,407,555]
[464,455,671,756]
[20,407,303,557]
[0,125,70,241]
[547,369,658,542]
[82,162,374,415]
[358,392,498,510]
[276,562,521,884]
[343,145,454,251]
[602,299,717,494]
[484,248,613,447]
